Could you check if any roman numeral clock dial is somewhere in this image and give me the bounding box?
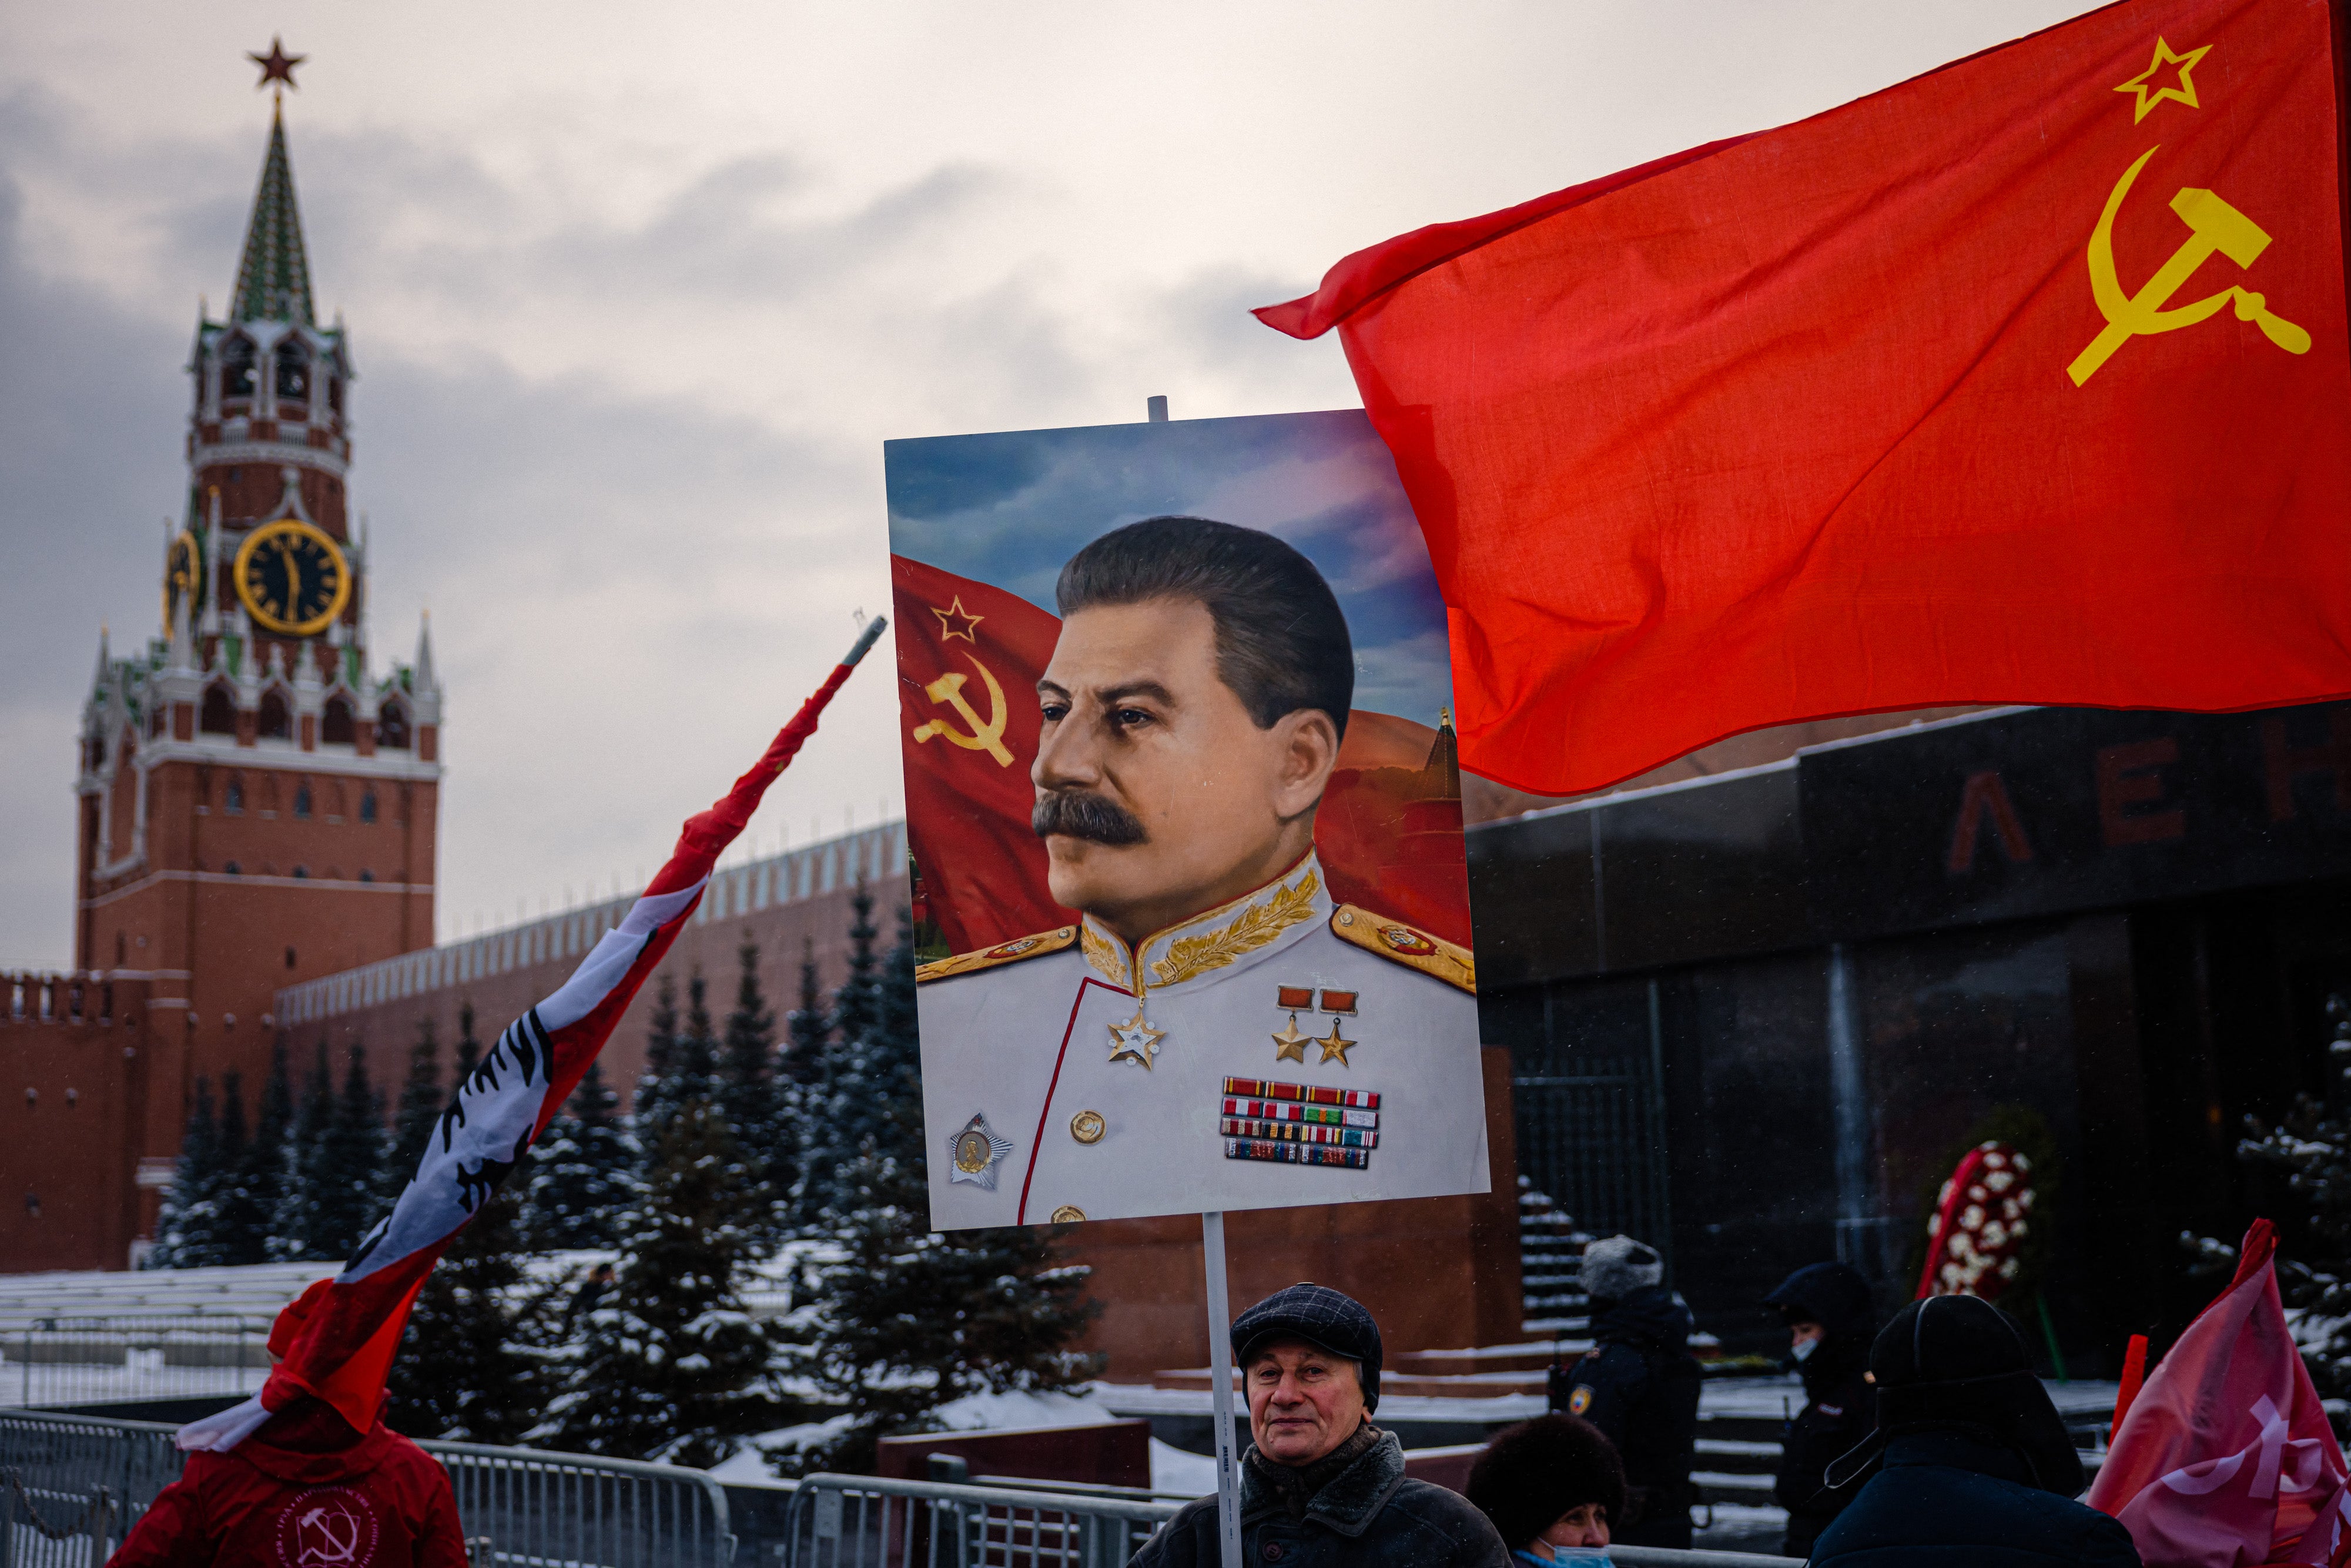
[232,518,351,636]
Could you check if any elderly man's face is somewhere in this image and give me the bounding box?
[1245,1338,1365,1466]
[1033,597,1337,945]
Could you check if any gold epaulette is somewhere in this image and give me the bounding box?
[916,925,1079,984]
[1329,905,1476,993]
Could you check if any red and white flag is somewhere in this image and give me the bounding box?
[2087,1219,2351,1566]
[176,621,887,1452]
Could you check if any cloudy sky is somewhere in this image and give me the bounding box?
[0,0,2096,969]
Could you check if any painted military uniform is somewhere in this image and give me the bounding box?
[915,852,1486,1227]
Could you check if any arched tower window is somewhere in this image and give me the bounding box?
[293,784,313,819]
[257,687,292,741]
[273,341,309,413]
[321,693,356,745]
[359,790,378,824]
[327,376,344,416]
[222,336,257,403]
[225,779,244,814]
[199,684,236,736]
[377,699,411,751]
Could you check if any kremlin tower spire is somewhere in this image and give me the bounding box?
[229,101,316,327]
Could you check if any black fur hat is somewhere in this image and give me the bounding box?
[1465,1415,1628,1550]
[1824,1294,2084,1497]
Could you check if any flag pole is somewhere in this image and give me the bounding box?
[1203,1209,1243,1568]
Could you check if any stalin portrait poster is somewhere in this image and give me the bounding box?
[885,411,1487,1229]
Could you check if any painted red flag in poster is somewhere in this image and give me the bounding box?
[892,555,1472,956]
[1258,0,2351,795]
[2087,1220,2351,1565]
[892,555,1067,957]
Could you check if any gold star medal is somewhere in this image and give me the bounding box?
[1271,1014,1311,1063]
[1317,1020,1358,1067]
[1108,1006,1166,1070]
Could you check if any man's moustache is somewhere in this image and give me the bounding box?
[1032,791,1148,846]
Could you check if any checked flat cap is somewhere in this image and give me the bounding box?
[1231,1282,1383,1412]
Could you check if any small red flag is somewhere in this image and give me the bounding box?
[2087,1220,2351,1566]
[1258,0,2351,795]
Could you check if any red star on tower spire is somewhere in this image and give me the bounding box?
[248,37,305,92]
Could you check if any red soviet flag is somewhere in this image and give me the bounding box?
[2087,1220,2351,1565]
[1258,0,2351,795]
[893,555,1069,956]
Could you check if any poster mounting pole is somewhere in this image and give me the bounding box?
[1202,1209,1243,1568]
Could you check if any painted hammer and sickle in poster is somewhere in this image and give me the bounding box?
[912,654,1015,766]
[2068,145,2312,385]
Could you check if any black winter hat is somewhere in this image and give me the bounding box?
[1465,1415,1627,1550]
[1825,1294,2084,1497]
[1764,1261,1876,1343]
[1230,1283,1383,1413]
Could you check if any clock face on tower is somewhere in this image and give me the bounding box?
[163,530,205,629]
[233,518,351,636]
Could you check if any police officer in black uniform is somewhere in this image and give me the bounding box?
[1556,1236,1702,1549]
[1763,1260,1878,1557]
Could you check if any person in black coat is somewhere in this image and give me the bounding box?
[1133,1283,1507,1568]
[1556,1236,1702,1549]
[1811,1294,2142,1568]
[1762,1260,1877,1557]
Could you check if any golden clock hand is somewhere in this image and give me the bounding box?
[282,540,300,611]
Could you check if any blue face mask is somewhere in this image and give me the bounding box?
[1515,1552,1610,1567]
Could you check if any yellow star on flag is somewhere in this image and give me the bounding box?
[932,596,984,644]
[2115,36,2212,123]
[1270,1014,1310,1063]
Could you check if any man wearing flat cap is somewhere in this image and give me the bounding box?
[1133,1283,1508,1567]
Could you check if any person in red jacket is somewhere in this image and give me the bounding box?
[109,1391,468,1568]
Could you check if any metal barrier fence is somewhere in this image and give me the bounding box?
[0,1409,735,1566]
[781,1472,1802,1568]
[3,1319,270,1411]
[426,1439,736,1567]
[2,1408,1800,1568]
[785,1473,1176,1567]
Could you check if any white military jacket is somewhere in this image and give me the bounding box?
[914,852,1487,1228]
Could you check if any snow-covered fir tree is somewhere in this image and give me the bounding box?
[386,1187,554,1443]
[2221,992,2351,1427]
[542,1094,773,1465]
[631,976,684,1155]
[148,1077,223,1268]
[210,1073,271,1264]
[269,1041,338,1261]
[778,916,1099,1475]
[795,884,881,1228]
[241,1043,296,1257]
[382,1017,444,1209]
[520,1058,638,1251]
[309,1043,389,1261]
[719,938,788,1246]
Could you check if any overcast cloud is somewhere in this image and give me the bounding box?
[0,0,2095,968]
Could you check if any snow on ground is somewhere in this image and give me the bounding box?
[1150,1439,1217,1496]
[929,1389,1123,1430]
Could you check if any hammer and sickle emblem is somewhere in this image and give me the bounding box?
[2069,145,2313,386]
[912,654,1015,766]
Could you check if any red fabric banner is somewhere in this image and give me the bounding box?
[2087,1220,2351,1566]
[1258,0,2351,795]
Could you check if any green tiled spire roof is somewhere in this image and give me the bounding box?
[229,101,314,324]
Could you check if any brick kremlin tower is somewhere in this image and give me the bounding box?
[69,46,442,1235]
